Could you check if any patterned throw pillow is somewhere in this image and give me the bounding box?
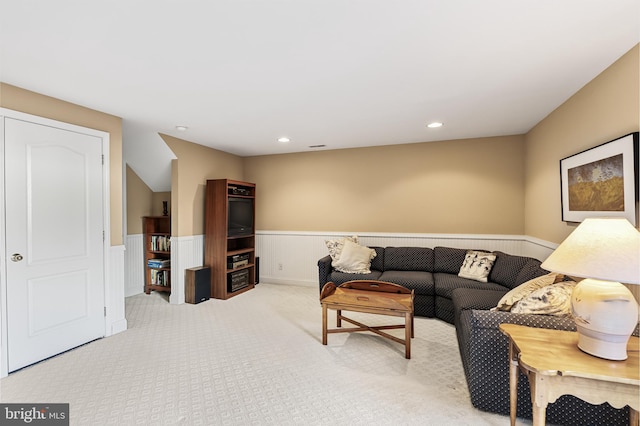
[458,250,496,282]
[333,240,377,274]
[511,281,577,317]
[494,272,564,312]
[325,236,359,267]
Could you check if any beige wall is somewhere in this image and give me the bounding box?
[0,83,124,245]
[524,45,639,244]
[126,165,154,235]
[161,134,244,237]
[8,44,634,244]
[152,192,171,217]
[244,135,526,234]
[125,163,170,234]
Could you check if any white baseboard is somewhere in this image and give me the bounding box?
[110,318,128,335]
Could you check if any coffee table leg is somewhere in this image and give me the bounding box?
[322,303,327,345]
[405,311,411,359]
[336,309,342,327]
[411,312,414,338]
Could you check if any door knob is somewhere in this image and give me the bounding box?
[11,253,23,262]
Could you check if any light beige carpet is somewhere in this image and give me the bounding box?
[0,283,525,425]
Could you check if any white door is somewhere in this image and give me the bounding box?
[4,117,105,372]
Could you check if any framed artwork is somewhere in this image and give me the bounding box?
[560,132,638,225]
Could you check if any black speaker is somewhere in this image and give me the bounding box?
[185,267,211,304]
[255,257,260,284]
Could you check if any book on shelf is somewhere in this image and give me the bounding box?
[148,258,171,268]
[150,235,171,251]
[150,269,169,286]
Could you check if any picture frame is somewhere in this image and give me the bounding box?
[560,132,638,225]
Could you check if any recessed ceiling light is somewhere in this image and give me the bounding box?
[427,122,443,128]
[175,125,188,131]
[278,137,291,143]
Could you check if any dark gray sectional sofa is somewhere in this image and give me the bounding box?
[317,246,548,323]
[317,245,632,425]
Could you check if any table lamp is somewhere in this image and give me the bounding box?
[540,217,640,360]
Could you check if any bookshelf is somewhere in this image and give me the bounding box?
[143,216,171,294]
[204,179,256,299]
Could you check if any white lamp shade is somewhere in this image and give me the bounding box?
[541,218,640,285]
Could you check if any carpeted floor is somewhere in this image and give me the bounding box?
[0,283,526,425]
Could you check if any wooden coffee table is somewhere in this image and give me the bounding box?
[320,280,415,358]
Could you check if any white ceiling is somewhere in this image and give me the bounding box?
[1,1,639,189]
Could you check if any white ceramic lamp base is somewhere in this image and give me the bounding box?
[571,278,639,361]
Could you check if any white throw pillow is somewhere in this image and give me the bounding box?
[458,250,496,282]
[325,236,359,267]
[511,281,577,317]
[333,240,377,274]
[494,272,564,312]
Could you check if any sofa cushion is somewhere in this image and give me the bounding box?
[378,271,434,295]
[434,246,468,274]
[333,240,377,274]
[434,272,508,299]
[514,259,549,287]
[325,235,359,265]
[511,281,576,317]
[489,251,536,289]
[383,247,434,272]
[328,270,382,285]
[458,250,496,282]
[369,246,385,271]
[494,272,564,312]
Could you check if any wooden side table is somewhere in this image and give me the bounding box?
[499,323,639,426]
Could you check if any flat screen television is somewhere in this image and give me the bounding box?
[228,197,254,237]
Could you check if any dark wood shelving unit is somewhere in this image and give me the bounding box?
[204,179,256,299]
[143,216,171,294]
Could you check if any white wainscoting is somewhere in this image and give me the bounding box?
[124,231,557,303]
[124,234,144,297]
[255,231,557,287]
[169,235,204,305]
[108,245,127,335]
[124,234,204,304]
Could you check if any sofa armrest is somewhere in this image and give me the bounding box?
[452,288,507,378]
[461,309,576,375]
[452,288,505,329]
[318,255,333,292]
[467,308,577,332]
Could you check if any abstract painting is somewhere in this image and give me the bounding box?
[560,132,638,224]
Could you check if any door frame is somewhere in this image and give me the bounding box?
[0,108,111,377]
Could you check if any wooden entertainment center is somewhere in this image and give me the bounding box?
[204,179,256,299]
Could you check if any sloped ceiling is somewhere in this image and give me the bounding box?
[1,1,638,190]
